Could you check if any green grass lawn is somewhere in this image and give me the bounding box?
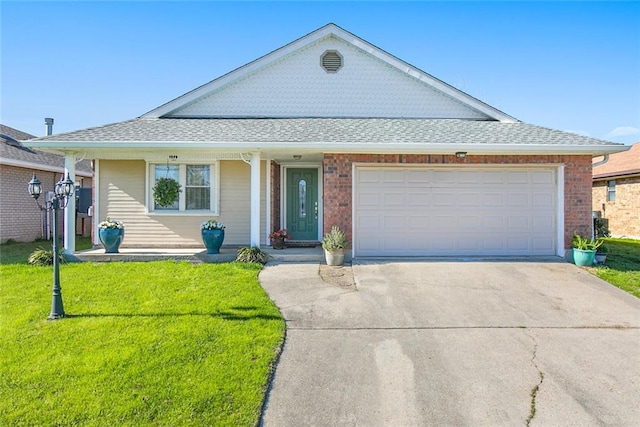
[588,238,640,298]
[0,236,93,264]
[0,241,285,426]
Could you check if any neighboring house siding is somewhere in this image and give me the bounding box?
[169,37,487,120]
[97,160,266,247]
[323,154,592,250]
[0,165,62,243]
[592,176,640,239]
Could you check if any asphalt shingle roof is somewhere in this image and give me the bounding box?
[1,124,93,173]
[27,118,619,147]
[593,142,640,178]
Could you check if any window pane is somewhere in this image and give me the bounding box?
[607,180,616,202]
[299,179,306,218]
[186,187,210,210]
[154,164,179,210]
[186,165,211,210]
[187,165,210,186]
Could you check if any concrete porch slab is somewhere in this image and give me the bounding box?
[72,245,326,263]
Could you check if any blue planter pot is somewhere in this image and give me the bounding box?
[202,229,225,254]
[99,228,124,253]
[573,248,596,266]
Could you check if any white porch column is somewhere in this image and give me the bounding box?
[250,152,261,247]
[63,153,76,253]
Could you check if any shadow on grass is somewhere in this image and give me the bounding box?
[65,310,281,321]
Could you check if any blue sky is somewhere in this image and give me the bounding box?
[2,1,639,143]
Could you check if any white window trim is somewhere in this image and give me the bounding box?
[607,180,616,202]
[146,161,220,215]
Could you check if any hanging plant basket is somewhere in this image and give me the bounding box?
[153,177,182,207]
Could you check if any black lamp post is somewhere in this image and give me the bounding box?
[28,173,75,320]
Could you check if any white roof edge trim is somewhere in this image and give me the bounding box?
[24,141,627,156]
[0,157,93,177]
[141,23,517,122]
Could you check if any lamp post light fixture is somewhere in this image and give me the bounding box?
[28,173,75,320]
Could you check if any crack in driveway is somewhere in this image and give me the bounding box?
[525,331,545,426]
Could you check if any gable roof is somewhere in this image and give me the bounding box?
[1,124,93,175]
[22,24,627,157]
[593,142,640,179]
[142,23,517,122]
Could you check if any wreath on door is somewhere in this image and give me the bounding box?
[152,177,182,207]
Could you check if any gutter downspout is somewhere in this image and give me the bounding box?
[592,154,609,167]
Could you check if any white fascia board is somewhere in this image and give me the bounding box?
[24,140,628,157]
[0,157,92,177]
[142,23,517,122]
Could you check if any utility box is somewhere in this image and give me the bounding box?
[76,188,92,214]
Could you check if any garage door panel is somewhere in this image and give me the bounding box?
[533,193,554,207]
[358,169,381,183]
[532,170,555,184]
[382,170,405,183]
[507,170,530,184]
[458,193,481,206]
[483,193,504,206]
[507,193,530,206]
[354,167,557,257]
[433,192,456,206]
[507,236,530,251]
[408,192,432,206]
[383,193,405,206]
[357,192,380,206]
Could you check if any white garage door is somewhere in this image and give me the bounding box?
[354,166,558,257]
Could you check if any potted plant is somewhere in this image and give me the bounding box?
[152,177,182,207]
[269,229,290,250]
[572,234,603,266]
[98,217,125,253]
[595,243,609,264]
[201,220,225,254]
[322,226,347,266]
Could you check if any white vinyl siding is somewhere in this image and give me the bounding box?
[354,166,558,257]
[98,160,267,247]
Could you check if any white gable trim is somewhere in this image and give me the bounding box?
[142,24,517,122]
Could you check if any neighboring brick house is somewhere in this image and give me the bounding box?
[592,143,640,239]
[26,24,626,257]
[0,124,93,243]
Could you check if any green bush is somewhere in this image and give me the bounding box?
[322,226,347,251]
[236,246,269,264]
[27,247,66,266]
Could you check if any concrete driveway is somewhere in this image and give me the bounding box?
[259,260,640,426]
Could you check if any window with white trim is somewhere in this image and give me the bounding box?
[607,180,616,202]
[150,163,219,213]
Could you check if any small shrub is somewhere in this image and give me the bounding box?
[28,247,66,266]
[322,226,347,251]
[236,247,269,264]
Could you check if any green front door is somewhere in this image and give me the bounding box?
[286,168,319,240]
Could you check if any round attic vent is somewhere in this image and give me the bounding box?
[321,50,343,73]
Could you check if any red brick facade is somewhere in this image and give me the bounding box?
[0,165,93,244]
[270,161,281,233]
[322,154,593,251]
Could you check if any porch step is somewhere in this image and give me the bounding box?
[285,240,321,248]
